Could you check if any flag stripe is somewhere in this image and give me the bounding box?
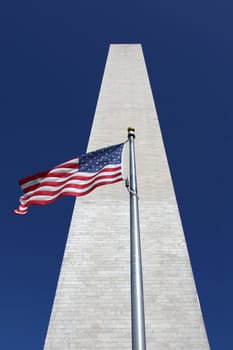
[15,179,123,214]
[19,158,79,186]
[19,171,49,186]
[26,178,122,204]
[15,177,123,214]
[20,172,123,204]
[21,165,122,192]
[48,167,79,174]
[53,160,79,169]
[14,208,27,215]
[23,171,122,197]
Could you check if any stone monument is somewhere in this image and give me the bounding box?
[43,44,210,349]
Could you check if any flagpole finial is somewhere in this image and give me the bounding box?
[128,126,135,138]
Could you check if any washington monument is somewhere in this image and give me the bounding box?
[43,44,210,349]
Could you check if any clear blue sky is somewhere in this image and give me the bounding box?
[1,0,232,349]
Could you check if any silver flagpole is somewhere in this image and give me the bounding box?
[128,127,147,350]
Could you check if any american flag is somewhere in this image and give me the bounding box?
[14,143,124,215]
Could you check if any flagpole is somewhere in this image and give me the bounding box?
[128,127,147,350]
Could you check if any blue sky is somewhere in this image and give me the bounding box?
[1,0,232,348]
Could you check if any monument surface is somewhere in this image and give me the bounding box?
[43,44,210,349]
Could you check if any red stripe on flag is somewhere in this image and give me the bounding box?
[25,178,123,206]
[19,171,49,186]
[22,172,123,200]
[22,166,122,193]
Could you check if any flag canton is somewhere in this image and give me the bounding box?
[78,143,123,173]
